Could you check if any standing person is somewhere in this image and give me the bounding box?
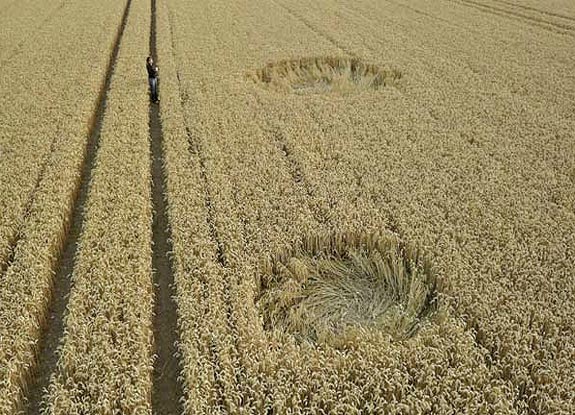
[146,56,159,103]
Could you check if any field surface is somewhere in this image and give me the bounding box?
[0,0,574,414]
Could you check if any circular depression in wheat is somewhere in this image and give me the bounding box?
[256,233,438,344]
[255,57,402,94]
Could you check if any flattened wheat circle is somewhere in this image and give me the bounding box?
[256,232,439,344]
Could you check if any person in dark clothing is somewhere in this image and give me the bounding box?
[146,56,159,103]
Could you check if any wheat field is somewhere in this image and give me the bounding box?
[0,0,573,413]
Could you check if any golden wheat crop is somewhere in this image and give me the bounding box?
[1,0,574,413]
[0,0,133,413]
[0,0,65,64]
[0,0,128,273]
[42,0,153,412]
[155,0,575,413]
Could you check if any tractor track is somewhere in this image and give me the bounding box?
[183,123,228,267]
[378,0,480,34]
[168,12,227,268]
[23,0,133,412]
[490,0,575,23]
[0,134,58,280]
[149,0,186,413]
[448,0,575,37]
[166,0,228,269]
[270,122,330,225]
[251,92,333,227]
[165,5,249,409]
[270,0,357,58]
[176,60,234,415]
[164,6,227,409]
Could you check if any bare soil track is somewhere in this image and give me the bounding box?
[149,0,186,413]
[23,0,133,412]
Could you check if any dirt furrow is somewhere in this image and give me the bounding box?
[149,0,186,414]
[22,0,133,412]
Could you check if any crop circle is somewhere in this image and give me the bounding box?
[254,57,402,94]
[256,233,438,344]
